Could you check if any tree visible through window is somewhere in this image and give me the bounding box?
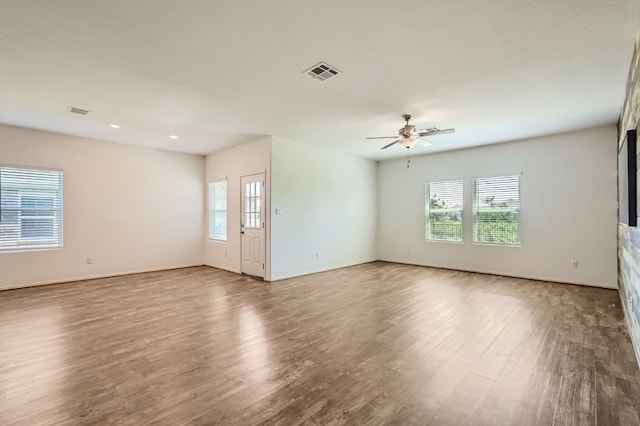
[425,179,464,242]
[472,175,520,246]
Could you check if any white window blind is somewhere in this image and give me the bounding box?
[425,179,464,242]
[472,174,520,246]
[208,180,227,241]
[0,166,64,252]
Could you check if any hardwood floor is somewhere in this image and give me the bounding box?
[0,262,639,425]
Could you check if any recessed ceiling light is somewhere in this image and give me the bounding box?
[169,135,179,140]
[108,123,121,129]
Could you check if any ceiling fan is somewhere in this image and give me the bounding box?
[366,114,455,149]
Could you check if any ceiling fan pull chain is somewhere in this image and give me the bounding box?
[407,150,411,168]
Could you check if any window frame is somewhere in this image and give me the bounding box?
[208,179,228,242]
[0,164,64,253]
[424,177,465,243]
[471,173,521,247]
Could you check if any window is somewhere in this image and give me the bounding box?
[243,181,261,229]
[208,180,227,241]
[0,166,64,252]
[472,174,520,246]
[20,196,55,238]
[425,179,464,242]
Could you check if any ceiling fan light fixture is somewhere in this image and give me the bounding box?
[366,114,455,150]
[399,137,417,148]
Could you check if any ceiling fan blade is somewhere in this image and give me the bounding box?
[418,128,455,137]
[366,136,399,140]
[381,139,399,149]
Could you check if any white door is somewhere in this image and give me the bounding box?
[241,173,265,278]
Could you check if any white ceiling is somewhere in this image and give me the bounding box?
[0,0,638,160]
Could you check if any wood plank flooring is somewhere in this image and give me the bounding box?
[0,262,639,425]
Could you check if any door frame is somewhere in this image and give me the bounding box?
[240,172,266,279]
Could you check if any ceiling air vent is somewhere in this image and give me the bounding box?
[303,62,341,81]
[67,106,91,115]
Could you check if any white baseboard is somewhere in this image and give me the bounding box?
[203,263,241,275]
[269,259,377,282]
[0,264,205,291]
[376,259,617,290]
[2,259,615,292]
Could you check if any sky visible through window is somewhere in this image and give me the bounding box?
[429,180,463,209]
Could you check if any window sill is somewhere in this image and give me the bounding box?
[425,239,464,244]
[472,242,521,247]
[0,246,63,254]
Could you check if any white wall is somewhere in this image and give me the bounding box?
[270,137,377,280]
[1,124,616,290]
[204,136,272,279]
[378,126,618,288]
[0,125,205,290]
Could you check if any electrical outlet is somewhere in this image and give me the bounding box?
[224,251,228,258]
[571,260,578,269]
[316,253,319,260]
[86,257,93,265]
